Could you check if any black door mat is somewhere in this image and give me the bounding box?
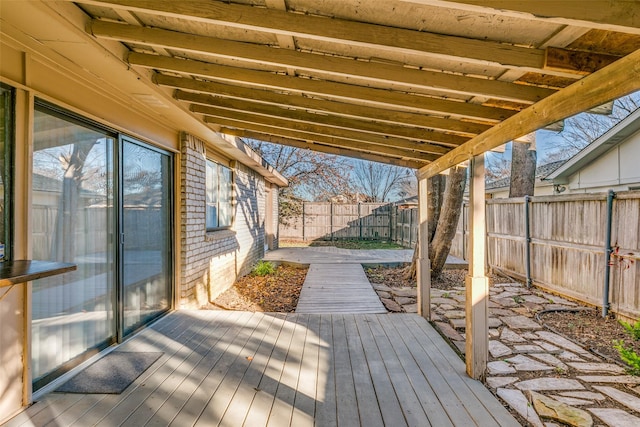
[56,351,163,394]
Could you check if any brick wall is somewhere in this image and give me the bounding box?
[179,132,276,308]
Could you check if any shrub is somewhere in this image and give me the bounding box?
[614,340,640,376]
[619,320,640,341]
[252,260,276,276]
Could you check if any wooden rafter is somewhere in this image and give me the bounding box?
[419,48,640,178]
[187,99,468,146]
[174,90,491,135]
[405,1,640,35]
[146,61,516,123]
[74,0,551,70]
[225,128,427,168]
[90,20,556,103]
[204,113,440,161]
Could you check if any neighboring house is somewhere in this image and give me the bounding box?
[545,108,640,193]
[484,160,565,198]
[0,2,286,418]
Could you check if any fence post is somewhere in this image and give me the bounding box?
[358,202,362,240]
[330,202,334,241]
[603,190,615,317]
[409,207,414,247]
[524,196,532,288]
[302,202,306,241]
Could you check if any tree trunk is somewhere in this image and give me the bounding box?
[509,133,537,198]
[430,166,467,277]
[404,167,466,280]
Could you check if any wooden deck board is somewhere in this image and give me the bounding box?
[7,311,518,427]
[296,264,387,314]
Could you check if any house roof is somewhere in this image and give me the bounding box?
[3,1,640,177]
[545,107,640,184]
[486,160,566,190]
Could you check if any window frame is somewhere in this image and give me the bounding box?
[205,158,233,231]
[0,83,15,262]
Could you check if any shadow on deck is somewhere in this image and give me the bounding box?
[6,311,517,426]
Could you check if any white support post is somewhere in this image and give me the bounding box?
[417,177,430,319]
[465,154,489,380]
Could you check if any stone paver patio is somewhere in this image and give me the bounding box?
[374,280,640,427]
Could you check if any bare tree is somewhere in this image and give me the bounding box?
[485,151,512,181]
[406,166,466,280]
[352,161,412,202]
[545,92,640,161]
[245,139,354,223]
[509,133,537,197]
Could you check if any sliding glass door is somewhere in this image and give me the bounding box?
[31,104,173,389]
[121,138,172,336]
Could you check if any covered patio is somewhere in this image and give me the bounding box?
[5,311,518,426]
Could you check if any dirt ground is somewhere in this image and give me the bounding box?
[210,264,307,312]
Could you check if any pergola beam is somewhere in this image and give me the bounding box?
[403,1,640,35]
[77,0,548,70]
[202,116,439,162]
[141,55,516,122]
[174,89,491,136]
[188,100,467,147]
[91,20,556,103]
[418,48,640,179]
[223,128,427,168]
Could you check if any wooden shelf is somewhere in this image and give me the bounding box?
[0,260,77,287]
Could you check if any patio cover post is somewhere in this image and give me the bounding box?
[465,154,489,379]
[417,176,430,319]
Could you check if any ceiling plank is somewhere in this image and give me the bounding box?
[223,128,427,168]
[544,47,622,75]
[141,56,517,122]
[174,89,491,135]
[74,0,547,69]
[404,1,640,35]
[418,48,640,178]
[184,97,470,147]
[200,115,441,160]
[91,20,555,103]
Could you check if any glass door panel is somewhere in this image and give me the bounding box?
[121,139,172,335]
[31,107,116,387]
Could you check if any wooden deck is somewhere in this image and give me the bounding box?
[5,311,518,427]
[296,264,387,314]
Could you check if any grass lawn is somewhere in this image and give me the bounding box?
[279,239,405,250]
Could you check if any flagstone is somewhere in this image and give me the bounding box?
[516,378,585,391]
[505,355,553,371]
[593,386,640,412]
[444,310,465,319]
[491,308,517,317]
[488,361,517,375]
[486,376,518,388]
[501,328,527,343]
[431,297,458,305]
[497,388,544,427]
[523,294,551,304]
[449,318,466,329]
[501,315,542,329]
[434,321,464,341]
[489,329,500,337]
[438,304,456,311]
[513,344,545,354]
[557,351,586,362]
[529,353,568,370]
[391,288,417,298]
[587,408,640,427]
[487,317,503,328]
[452,340,466,354]
[528,391,593,427]
[495,298,518,307]
[533,341,564,354]
[577,375,640,384]
[403,303,418,313]
[559,392,605,401]
[548,396,593,406]
[535,331,597,360]
[567,363,625,374]
[372,283,393,292]
[489,340,513,358]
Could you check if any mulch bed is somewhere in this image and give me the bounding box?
[539,308,640,367]
[365,264,504,290]
[210,264,307,312]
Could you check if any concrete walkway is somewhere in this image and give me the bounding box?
[295,264,387,313]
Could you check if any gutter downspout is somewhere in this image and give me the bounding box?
[602,190,615,317]
[524,195,532,288]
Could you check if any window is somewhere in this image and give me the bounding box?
[206,159,232,229]
[0,84,13,261]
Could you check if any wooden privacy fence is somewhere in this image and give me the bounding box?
[448,191,640,320]
[279,202,393,241]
